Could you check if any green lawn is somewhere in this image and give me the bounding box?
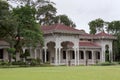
[0,66,120,80]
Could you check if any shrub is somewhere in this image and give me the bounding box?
[30,59,38,66]
[12,61,27,65]
[97,62,118,66]
[26,58,40,66]
[0,61,10,65]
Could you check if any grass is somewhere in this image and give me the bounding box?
[0,66,120,80]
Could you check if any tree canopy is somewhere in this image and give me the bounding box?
[8,0,76,27]
[89,18,104,34]
[54,15,76,27]
[0,0,44,62]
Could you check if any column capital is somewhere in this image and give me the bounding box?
[55,46,62,49]
[43,47,47,49]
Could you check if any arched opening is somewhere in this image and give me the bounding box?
[61,41,74,65]
[44,41,55,63]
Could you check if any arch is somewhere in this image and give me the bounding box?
[61,41,74,48]
[47,41,56,48]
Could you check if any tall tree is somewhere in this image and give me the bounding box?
[37,3,57,26]
[12,5,44,52]
[107,21,120,34]
[0,0,44,62]
[107,21,120,61]
[89,18,104,34]
[54,15,76,27]
[8,0,76,27]
[0,0,16,46]
[0,0,18,62]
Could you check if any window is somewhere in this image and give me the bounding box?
[63,51,66,59]
[88,51,92,59]
[80,51,84,59]
[0,49,3,59]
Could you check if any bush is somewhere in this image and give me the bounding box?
[30,59,38,66]
[12,61,27,65]
[0,61,10,66]
[97,62,118,66]
[26,58,41,66]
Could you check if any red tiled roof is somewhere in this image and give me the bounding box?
[41,24,82,34]
[81,33,93,36]
[95,31,113,37]
[80,32,116,39]
[79,41,100,47]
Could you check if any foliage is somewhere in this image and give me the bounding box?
[8,0,76,27]
[37,3,57,26]
[12,5,44,48]
[54,15,76,27]
[107,21,120,34]
[0,61,10,66]
[0,0,17,46]
[26,58,41,66]
[89,18,104,34]
[12,61,27,65]
[96,62,118,66]
[7,48,16,53]
[107,21,120,61]
[20,49,30,61]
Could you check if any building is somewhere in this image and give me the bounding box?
[0,24,116,66]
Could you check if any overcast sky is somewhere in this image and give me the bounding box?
[51,0,120,33]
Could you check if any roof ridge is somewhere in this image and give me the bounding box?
[54,23,59,30]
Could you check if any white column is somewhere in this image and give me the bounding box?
[84,50,86,65]
[77,49,80,65]
[3,49,9,61]
[34,49,37,59]
[110,50,113,62]
[55,48,58,65]
[74,48,77,66]
[16,52,20,61]
[39,49,42,60]
[66,50,68,66]
[58,48,61,65]
[44,48,47,63]
[92,50,94,64]
[29,47,32,58]
[23,48,26,53]
[101,50,105,62]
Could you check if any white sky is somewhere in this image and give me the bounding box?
[51,0,120,33]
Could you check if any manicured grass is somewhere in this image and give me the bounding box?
[0,66,120,80]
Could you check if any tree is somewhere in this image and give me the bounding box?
[12,5,44,54]
[0,0,44,62]
[107,21,120,61]
[107,21,120,34]
[37,3,57,26]
[54,15,76,27]
[8,0,57,25]
[0,0,18,63]
[8,0,76,27]
[89,18,104,34]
